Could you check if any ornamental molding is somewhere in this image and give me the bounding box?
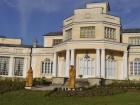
[84,13,91,19]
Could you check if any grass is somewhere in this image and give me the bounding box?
[0,90,140,105]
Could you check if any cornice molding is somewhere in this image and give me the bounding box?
[63,21,121,29]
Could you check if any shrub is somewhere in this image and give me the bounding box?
[33,78,52,86]
[106,80,140,90]
[0,78,25,94]
[46,86,127,97]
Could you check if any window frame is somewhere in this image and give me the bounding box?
[0,56,9,76]
[105,27,116,40]
[130,59,140,76]
[53,39,63,46]
[80,26,95,38]
[65,28,72,40]
[14,57,24,76]
[42,58,53,76]
[129,37,140,45]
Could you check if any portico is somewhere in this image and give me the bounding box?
[52,40,128,80]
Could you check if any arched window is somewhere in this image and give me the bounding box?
[106,55,116,79]
[79,54,95,78]
[42,58,53,76]
[130,58,140,75]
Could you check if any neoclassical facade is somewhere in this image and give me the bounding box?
[0,2,140,81]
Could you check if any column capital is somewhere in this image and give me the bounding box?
[66,49,70,50]
[124,51,128,53]
[70,49,75,51]
[10,56,14,58]
[101,48,105,51]
[96,48,100,50]
[54,51,57,53]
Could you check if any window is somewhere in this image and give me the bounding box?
[14,57,24,76]
[105,27,116,40]
[53,39,63,46]
[79,55,95,78]
[129,37,140,45]
[80,26,95,38]
[106,55,116,79]
[65,28,72,40]
[42,58,53,76]
[130,59,140,75]
[0,57,9,75]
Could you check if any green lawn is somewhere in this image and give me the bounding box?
[0,90,140,105]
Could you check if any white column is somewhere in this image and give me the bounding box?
[123,51,128,80]
[96,49,101,78]
[8,56,14,77]
[70,49,75,65]
[53,52,57,77]
[101,49,105,78]
[65,49,70,77]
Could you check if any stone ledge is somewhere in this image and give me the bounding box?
[88,78,101,86]
[25,87,32,90]
[52,77,66,85]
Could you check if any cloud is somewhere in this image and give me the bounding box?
[3,0,140,36]
[3,0,66,37]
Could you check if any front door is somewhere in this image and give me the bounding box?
[79,56,95,78]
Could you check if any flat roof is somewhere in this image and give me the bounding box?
[0,43,43,48]
[123,28,140,33]
[44,32,63,36]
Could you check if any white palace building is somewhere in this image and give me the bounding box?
[0,2,140,82]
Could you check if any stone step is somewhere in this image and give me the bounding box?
[31,85,62,91]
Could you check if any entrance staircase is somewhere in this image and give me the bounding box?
[31,78,90,91]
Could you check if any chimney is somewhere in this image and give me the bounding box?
[33,38,37,48]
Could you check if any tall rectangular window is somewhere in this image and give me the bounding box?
[65,28,72,40]
[0,57,9,75]
[130,60,140,75]
[80,26,95,38]
[14,57,24,76]
[105,27,116,40]
[42,58,53,76]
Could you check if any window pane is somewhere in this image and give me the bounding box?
[129,37,140,45]
[53,39,62,46]
[80,26,95,38]
[65,29,72,40]
[0,57,9,75]
[130,62,133,75]
[14,57,24,76]
[138,62,140,75]
[134,62,137,75]
[106,57,116,79]
[105,27,116,40]
[42,59,53,75]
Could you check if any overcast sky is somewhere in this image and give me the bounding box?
[0,0,140,45]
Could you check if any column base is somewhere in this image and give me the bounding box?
[25,87,32,89]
